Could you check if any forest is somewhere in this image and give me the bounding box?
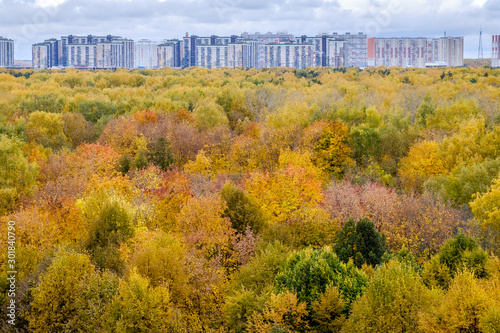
[0,65,500,332]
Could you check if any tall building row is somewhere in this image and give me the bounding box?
[31,32,465,70]
[0,36,14,67]
[181,32,367,69]
[33,35,134,69]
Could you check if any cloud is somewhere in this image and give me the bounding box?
[0,0,493,59]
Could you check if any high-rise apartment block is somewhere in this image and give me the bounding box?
[227,41,256,68]
[241,31,294,68]
[157,39,181,68]
[183,35,237,68]
[262,42,315,69]
[0,36,14,67]
[33,34,134,69]
[492,35,500,68]
[368,36,463,68]
[338,32,368,68]
[135,39,158,69]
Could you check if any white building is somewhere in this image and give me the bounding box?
[369,36,463,68]
[135,39,158,69]
[263,42,315,69]
[492,35,500,68]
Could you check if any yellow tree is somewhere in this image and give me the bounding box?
[176,193,234,260]
[399,141,447,192]
[245,165,323,224]
[0,135,38,214]
[302,120,353,176]
[470,176,500,247]
[25,111,69,150]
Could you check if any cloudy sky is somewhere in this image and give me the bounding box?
[1,0,497,60]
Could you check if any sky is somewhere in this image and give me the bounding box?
[0,0,497,60]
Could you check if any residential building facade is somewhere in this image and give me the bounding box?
[30,31,466,70]
[0,36,14,67]
[492,35,500,68]
[33,34,134,69]
[135,39,157,69]
[157,39,181,68]
[368,36,463,68]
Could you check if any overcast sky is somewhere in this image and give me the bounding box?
[1,0,497,60]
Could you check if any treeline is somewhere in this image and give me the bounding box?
[0,66,500,332]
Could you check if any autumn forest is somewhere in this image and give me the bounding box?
[1,65,500,332]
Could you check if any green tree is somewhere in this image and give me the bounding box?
[334,218,388,268]
[224,242,290,332]
[428,158,500,207]
[78,99,118,123]
[274,247,368,313]
[221,182,267,234]
[81,192,135,273]
[423,233,489,289]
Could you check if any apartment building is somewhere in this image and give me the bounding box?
[491,35,500,68]
[368,36,463,68]
[0,36,14,67]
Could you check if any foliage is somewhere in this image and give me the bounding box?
[274,247,368,313]
[427,157,500,207]
[104,269,173,332]
[344,260,435,333]
[176,193,234,260]
[30,250,119,333]
[221,182,267,234]
[80,188,137,273]
[471,176,500,247]
[399,140,447,192]
[247,291,309,333]
[224,242,290,332]
[310,286,346,332]
[334,218,388,268]
[324,181,463,261]
[419,271,499,333]
[1,66,500,331]
[25,111,69,149]
[423,233,489,289]
[303,120,354,176]
[193,98,229,129]
[245,165,323,224]
[0,135,38,214]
